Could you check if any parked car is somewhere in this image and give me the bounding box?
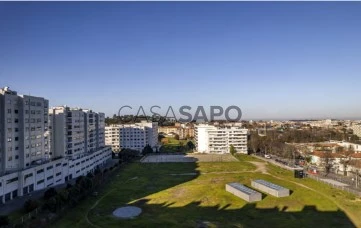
[264,154,271,159]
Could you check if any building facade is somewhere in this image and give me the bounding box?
[105,121,158,152]
[0,87,50,174]
[0,88,112,204]
[49,107,106,158]
[195,124,248,154]
[105,125,121,152]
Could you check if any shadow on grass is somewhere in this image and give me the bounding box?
[125,199,355,228]
[83,160,355,227]
[60,158,356,228]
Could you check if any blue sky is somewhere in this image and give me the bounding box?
[0,2,360,120]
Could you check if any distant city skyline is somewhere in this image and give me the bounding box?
[1,2,360,120]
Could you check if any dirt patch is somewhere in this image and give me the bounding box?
[249,161,268,174]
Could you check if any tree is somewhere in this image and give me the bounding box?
[24,199,39,213]
[158,134,165,142]
[44,187,57,200]
[230,145,237,155]
[186,141,195,152]
[340,148,355,176]
[0,216,9,226]
[174,134,180,140]
[142,144,154,155]
[322,152,334,176]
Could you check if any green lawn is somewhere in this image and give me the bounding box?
[159,138,190,153]
[53,157,361,228]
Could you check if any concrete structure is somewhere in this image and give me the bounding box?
[195,124,248,154]
[251,179,290,197]
[105,121,158,152]
[105,125,121,152]
[225,183,262,202]
[0,87,50,174]
[0,147,111,203]
[49,106,106,158]
[158,124,194,139]
[0,87,112,204]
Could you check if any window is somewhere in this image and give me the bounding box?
[25,110,29,114]
[47,166,53,170]
[15,137,19,141]
[37,169,44,174]
[47,176,53,180]
[6,177,18,184]
[37,179,44,185]
[15,155,19,159]
[7,118,11,123]
[14,119,18,123]
[14,110,18,114]
[15,128,19,132]
[24,173,33,180]
[7,137,12,142]
[7,109,11,114]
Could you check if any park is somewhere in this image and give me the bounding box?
[50,153,361,227]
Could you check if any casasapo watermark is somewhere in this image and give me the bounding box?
[117,105,242,123]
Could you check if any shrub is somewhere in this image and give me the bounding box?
[66,183,72,189]
[43,187,57,200]
[24,199,39,213]
[0,216,9,226]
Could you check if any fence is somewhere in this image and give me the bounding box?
[252,154,361,197]
[307,174,361,197]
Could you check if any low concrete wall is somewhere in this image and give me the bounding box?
[226,183,262,202]
[251,179,290,197]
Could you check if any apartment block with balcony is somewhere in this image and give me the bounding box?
[0,87,50,174]
[195,124,248,154]
[105,125,121,152]
[105,121,158,152]
[0,88,112,204]
[49,106,86,158]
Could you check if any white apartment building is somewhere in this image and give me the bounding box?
[49,107,106,158]
[0,88,112,204]
[105,125,121,152]
[105,121,158,152]
[0,87,50,174]
[49,106,85,158]
[0,147,111,203]
[195,124,248,154]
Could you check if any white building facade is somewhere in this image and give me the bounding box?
[105,121,158,152]
[195,124,248,154]
[0,87,50,174]
[0,88,112,204]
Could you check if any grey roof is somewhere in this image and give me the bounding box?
[253,179,287,191]
[227,183,259,195]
